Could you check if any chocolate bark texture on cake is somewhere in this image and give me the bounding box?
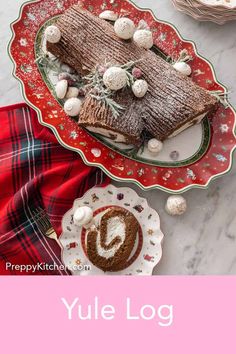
[86,207,139,272]
[47,5,218,144]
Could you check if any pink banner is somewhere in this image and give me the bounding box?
[0,277,235,353]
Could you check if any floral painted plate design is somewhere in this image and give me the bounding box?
[60,185,164,275]
[9,0,236,192]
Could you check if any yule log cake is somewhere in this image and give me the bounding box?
[46,5,218,145]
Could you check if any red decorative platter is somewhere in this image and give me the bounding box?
[9,0,236,192]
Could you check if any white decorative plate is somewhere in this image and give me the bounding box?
[199,0,236,8]
[173,0,236,24]
[60,185,164,275]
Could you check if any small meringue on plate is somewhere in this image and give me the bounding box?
[65,87,79,99]
[55,80,68,99]
[73,206,94,228]
[64,98,82,117]
[99,10,118,22]
[173,62,192,76]
[147,138,163,154]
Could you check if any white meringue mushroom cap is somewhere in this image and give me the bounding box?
[99,10,118,22]
[103,67,127,91]
[133,29,153,49]
[173,62,192,76]
[73,206,94,227]
[55,80,68,99]
[147,138,163,154]
[66,87,79,99]
[114,17,135,40]
[64,98,82,117]
[165,195,187,216]
[132,79,148,98]
[45,25,61,43]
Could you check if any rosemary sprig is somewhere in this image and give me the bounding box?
[35,53,61,74]
[126,71,135,87]
[209,90,229,108]
[84,67,103,87]
[90,92,125,118]
[176,49,193,63]
[167,49,193,65]
[36,52,85,88]
[122,60,141,87]
[120,60,140,71]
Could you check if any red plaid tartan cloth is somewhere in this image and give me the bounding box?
[0,103,109,275]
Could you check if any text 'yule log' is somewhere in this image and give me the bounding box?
[61,297,173,326]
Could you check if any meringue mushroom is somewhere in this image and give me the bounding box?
[137,19,150,30]
[165,195,187,216]
[103,67,127,91]
[73,206,94,228]
[65,87,79,99]
[132,79,148,98]
[173,62,192,76]
[55,80,68,99]
[114,17,135,40]
[133,29,153,49]
[45,25,61,43]
[147,138,163,154]
[64,98,82,117]
[99,10,118,22]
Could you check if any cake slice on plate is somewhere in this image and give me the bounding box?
[86,207,138,272]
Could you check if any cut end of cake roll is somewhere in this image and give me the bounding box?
[138,52,219,141]
[86,207,139,272]
[79,92,144,145]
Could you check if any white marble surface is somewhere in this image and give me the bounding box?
[0,0,236,274]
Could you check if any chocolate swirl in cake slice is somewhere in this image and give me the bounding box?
[47,5,218,144]
[86,208,138,272]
